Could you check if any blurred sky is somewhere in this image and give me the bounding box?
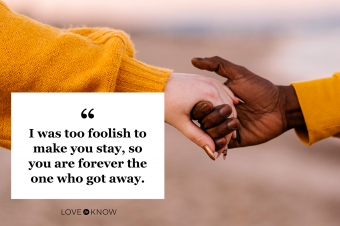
[4,0,340,33]
[4,0,340,81]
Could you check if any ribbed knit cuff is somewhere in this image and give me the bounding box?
[114,54,172,92]
[291,73,340,145]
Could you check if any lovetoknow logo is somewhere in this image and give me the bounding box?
[83,209,90,215]
[61,209,117,216]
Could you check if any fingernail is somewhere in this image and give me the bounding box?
[200,103,210,113]
[227,119,237,130]
[203,145,215,161]
[219,105,231,118]
[236,130,241,145]
[223,148,228,160]
[223,145,228,160]
[236,97,245,104]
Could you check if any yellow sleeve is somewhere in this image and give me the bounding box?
[291,73,340,145]
[0,1,171,149]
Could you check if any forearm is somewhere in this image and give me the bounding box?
[0,6,122,93]
[0,1,171,149]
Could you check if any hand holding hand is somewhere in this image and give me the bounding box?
[164,72,239,159]
[191,56,305,148]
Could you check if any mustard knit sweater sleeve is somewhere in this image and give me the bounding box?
[291,73,340,146]
[0,1,171,150]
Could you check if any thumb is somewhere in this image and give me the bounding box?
[191,56,240,80]
[178,119,216,161]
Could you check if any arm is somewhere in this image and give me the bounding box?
[291,73,340,145]
[0,2,239,159]
[0,1,170,149]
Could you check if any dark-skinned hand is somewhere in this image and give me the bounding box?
[191,56,305,148]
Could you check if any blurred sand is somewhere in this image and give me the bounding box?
[1,34,340,226]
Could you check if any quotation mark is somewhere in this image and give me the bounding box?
[81,108,94,119]
[83,209,89,215]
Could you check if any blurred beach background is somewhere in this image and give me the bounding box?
[1,0,340,225]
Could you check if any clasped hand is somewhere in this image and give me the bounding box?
[165,55,295,160]
[164,72,240,160]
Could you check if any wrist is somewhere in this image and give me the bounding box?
[280,85,305,131]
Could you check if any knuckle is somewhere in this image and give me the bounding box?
[212,56,222,61]
[190,134,204,146]
[237,65,247,71]
[235,66,249,79]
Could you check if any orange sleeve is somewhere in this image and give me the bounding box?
[291,73,340,145]
[0,1,171,149]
